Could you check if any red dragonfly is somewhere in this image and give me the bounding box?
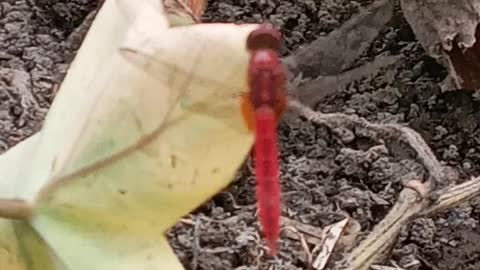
[118,3,286,254]
[242,25,287,255]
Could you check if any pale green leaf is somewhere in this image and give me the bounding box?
[0,219,67,270]
[0,0,258,269]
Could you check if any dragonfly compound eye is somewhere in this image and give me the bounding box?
[246,23,282,52]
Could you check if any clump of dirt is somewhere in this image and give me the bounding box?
[0,0,98,152]
[203,0,375,54]
[1,0,480,269]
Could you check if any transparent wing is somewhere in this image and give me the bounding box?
[109,1,258,190]
[116,0,258,129]
[115,0,170,31]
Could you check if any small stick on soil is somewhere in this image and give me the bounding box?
[220,191,242,209]
[288,99,480,270]
[283,226,313,266]
[283,0,393,79]
[191,218,202,270]
[284,0,395,108]
[282,217,325,245]
[420,176,480,216]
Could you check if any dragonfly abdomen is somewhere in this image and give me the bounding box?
[254,106,281,255]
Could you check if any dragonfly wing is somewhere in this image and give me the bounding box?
[114,0,170,32]
[119,23,258,132]
[111,20,260,190]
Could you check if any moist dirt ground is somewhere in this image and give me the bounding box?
[1,0,480,269]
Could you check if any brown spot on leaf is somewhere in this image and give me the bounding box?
[50,157,57,172]
[170,154,177,168]
[191,169,199,184]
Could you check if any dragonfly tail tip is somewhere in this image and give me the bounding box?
[266,238,278,256]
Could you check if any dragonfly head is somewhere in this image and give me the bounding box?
[246,24,282,53]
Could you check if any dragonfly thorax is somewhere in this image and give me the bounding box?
[248,49,285,110]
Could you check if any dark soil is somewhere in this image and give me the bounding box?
[1,0,480,269]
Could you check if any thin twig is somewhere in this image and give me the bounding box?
[288,99,444,185]
[420,176,480,216]
[284,0,393,79]
[284,0,395,108]
[191,217,202,270]
[284,226,313,267]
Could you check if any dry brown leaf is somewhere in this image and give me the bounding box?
[338,217,361,251]
[163,0,207,23]
[186,0,207,19]
[282,217,324,245]
[446,26,480,90]
[312,218,349,270]
[400,0,480,90]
